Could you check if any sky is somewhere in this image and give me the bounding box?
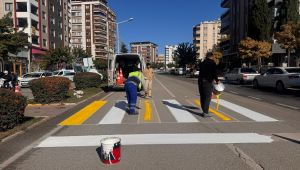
[108,0,224,54]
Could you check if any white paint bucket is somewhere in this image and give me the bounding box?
[100,137,121,164]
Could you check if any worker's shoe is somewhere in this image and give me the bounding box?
[202,113,212,118]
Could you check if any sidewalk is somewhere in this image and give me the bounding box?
[25,104,74,118]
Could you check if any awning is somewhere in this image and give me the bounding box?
[32,48,46,55]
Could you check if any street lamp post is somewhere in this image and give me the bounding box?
[116,18,134,54]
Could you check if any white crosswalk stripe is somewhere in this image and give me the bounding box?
[212,99,278,122]
[36,133,273,148]
[163,100,199,123]
[98,101,127,124]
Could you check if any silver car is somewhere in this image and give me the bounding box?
[20,72,53,87]
[225,68,259,84]
[253,67,300,92]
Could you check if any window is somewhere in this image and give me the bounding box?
[42,11,46,19]
[32,36,39,45]
[16,2,27,12]
[273,69,284,74]
[31,4,38,15]
[51,4,54,12]
[42,0,46,6]
[43,39,47,47]
[5,3,13,11]
[203,40,207,43]
[17,18,28,27]
[43,25,47,33]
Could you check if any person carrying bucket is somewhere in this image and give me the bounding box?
[198,52,220,118]
[125,64,144,115]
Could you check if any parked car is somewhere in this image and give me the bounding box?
[225,68,259,84]
[253,67,300,92]
[53,70,76,81]
[20,72,52,87]
[175,68,185,75]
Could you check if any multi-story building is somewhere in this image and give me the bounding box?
[156,54,165,64]
[0,0,72,74]
[220,0,252,60]
[193,20,221,60]
[165,45,178,65]
[0,0,14,72]
[131,41,158,63]
[70,0,116,60]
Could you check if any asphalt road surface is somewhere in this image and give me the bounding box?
[3,73,300,170]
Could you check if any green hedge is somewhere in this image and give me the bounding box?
[29,77,71,104]
[0,89,27,131]
[74,72,102,90]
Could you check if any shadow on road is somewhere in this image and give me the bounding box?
[162,101,202,117]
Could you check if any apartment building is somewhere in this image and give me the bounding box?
[0,0,14,72]
[0,0,71,74]
[165,45,178,65]
[156,54,165,64]
[220,0,252,60]
[130,42,158,63]
[70,0,116,60]
[193,20,221,60]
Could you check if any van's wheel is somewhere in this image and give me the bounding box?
[238,79,244,85]
[276,81,285,93]
[253,79,259,89]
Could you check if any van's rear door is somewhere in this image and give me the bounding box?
[107,54,114,86]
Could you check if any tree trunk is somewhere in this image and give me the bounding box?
[288,49,291,67]
[258,57,262,70]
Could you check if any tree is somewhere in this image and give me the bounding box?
[93,59,107,70]
[212,44,223,65]
[174,43,197,67]
[0,13,28,61]
[239,37,272,68]
[275,24,296,66]
[72,47,91,64]
[281,0,299,24]
[120,42,128,53]
[45,47,73,70]
[248,0,272,40]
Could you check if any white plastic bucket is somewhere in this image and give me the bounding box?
[100,137,121,164]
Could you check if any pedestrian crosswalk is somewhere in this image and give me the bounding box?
[59,98,279,126]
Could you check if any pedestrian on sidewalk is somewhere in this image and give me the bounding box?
[198,52,219,118]
[125,64,145,115]
[143,63,154,98]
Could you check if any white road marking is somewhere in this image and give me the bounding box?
[212,99,278,122]
[248,96,262,101]
[229,91,239,95]
[276,103,299,110]
[155,77,176,97]
[163,100,199,123]
[98,101,126,124]
[36,133,273,148]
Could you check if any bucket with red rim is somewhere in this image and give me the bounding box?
[100,137,121,164]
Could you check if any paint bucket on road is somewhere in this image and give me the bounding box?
[100,137,121,164]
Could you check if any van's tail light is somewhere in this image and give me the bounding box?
[243,74,248,80]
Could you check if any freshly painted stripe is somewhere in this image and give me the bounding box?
[276,103,299,110]
[98,101,127,124]
[163,100,199,123]
[144,100,152,121]
[248,96,262,101]
[36,133,273,148]
[194,100,231,121]
[59,101,107,126]
[212,99,278,122]
[229,91,239,95]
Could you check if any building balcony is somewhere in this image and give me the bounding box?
[221,9,230,20]
[220,24,230,34]
[221,0,231,8]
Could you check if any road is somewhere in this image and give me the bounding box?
[3,73,300,170]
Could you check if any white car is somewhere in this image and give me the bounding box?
[253,67,300,92]
[53,70,76,81]
[20,72,52,87]
[225,68,259,84]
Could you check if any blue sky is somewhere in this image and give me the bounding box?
[109,0,224,54]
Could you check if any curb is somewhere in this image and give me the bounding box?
[27,103,76,107]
